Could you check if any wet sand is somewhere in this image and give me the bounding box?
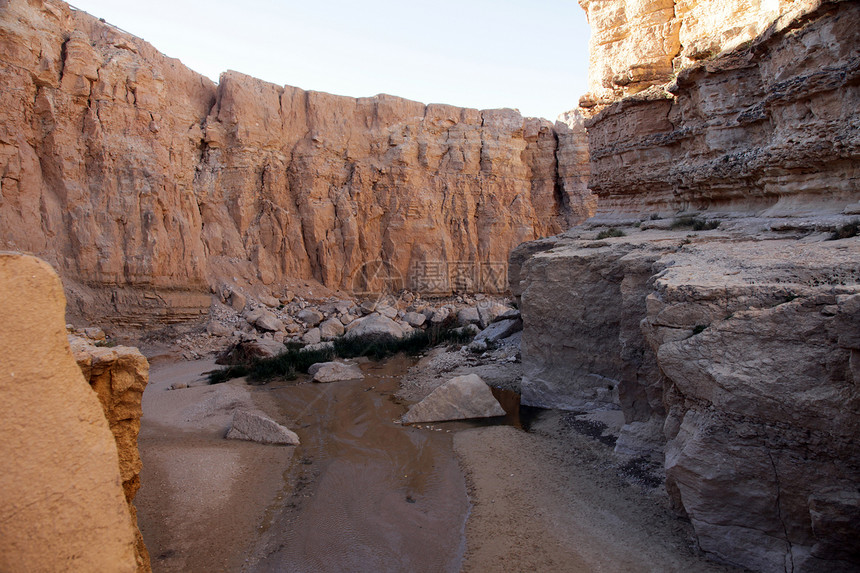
[137,353,740,573]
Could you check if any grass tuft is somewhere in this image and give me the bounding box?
[596,228,626,240]
[829,220,859,241]
[671,216,720,231]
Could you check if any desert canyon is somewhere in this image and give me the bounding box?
[0,0,857,572]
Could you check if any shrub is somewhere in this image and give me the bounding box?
[829,220,859,240]
[208,325,474,384]
[671,216,720,231]
[596,228,626,240]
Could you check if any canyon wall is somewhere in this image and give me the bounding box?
[0,253,141,572]
[584,0,859,218]
[514,1,860,571]
[0,0,592,328]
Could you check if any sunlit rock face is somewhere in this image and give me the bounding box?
[581,0,859,218]
[0,0,593,328]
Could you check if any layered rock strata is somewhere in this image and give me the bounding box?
[71,334,151,572]
[0,253,140,572]
[513,221,860,572]
[0,0,592,328]
[584,0,859,218]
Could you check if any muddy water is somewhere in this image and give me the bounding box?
[246,355,471,573]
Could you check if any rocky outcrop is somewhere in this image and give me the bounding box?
[0,0,593,329]
[70,335,151,572]
[579,0,822,103]
[584,0,859,218]
[0,253,140,572]
[513,220,860,572]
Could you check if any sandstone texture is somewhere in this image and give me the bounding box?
[580,0,823,103]
[0,253,139,572]
[402,373,505,424]
[70,334,151,572]
[0,0,593,329]
[514,219,860,572]
[583,0,859,217]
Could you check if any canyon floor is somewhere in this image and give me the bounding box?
[135,347,742,573]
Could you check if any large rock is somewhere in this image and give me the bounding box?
[477,302,509,329]
[225,409,300,445]
[0,254,141,572]
[474,318,523,344]
[297,309,324,327]
[319,317,345,339]
[253,310,284,332]
[402,374,505,424]
[403,311,427,327]
[456,307,480,326]
[345,313,406,339]
[0,0,592,329]
[308,362,365,383]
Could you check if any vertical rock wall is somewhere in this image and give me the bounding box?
[0,0,593,328]
[72,336,151,572]
[0,253,140,572]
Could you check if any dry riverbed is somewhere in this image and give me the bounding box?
[136,347,741,572]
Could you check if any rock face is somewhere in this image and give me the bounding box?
[514,226,860,572]
[226,409,300,445]
[0,0,593,329]
[0,253,140,572]
[70,336,151,572]
[511,2,860,571]
[579,0,821,103]
[402,373,505,424]
[582,0,859,217]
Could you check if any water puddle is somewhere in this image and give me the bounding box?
[246,355,476,572]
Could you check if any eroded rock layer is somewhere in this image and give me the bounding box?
[513,221,860,573]
[0,0,591,328]
[71,335,151,572]
[585,0,859,217]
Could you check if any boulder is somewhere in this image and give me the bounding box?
[226,409,299,445]
[402,374,505,424]
[259,294,280,308]
[474,318,523,343]
[457,307,480,326]
[429,307,450,325]
[345,313,405,339]
[297,308,323,326]
[308,362,365,383]
[319,317,345,339]
[253,310,284,332]
[206,321,231,337]
[302,328,322,344]
[477,302,509,328]
[404,311,427,327]
[229,290,247,312]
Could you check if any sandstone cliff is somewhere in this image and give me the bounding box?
[71,334,151,572]
[0,253,140,572]
[513,1,860,571]
[584,0,859,218]
[0,0,592,329]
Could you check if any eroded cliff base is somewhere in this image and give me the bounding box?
[513,214,860,572]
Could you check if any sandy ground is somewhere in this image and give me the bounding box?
[136,358,295,572]
[136,348,742,572]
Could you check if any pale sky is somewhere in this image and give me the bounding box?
[67,0,591,120]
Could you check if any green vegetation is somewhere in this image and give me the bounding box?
[671,216,720,231]
[829,220,859,241]
[94,340,117,348]
[208,325,474,385]
[596,228,626,240]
